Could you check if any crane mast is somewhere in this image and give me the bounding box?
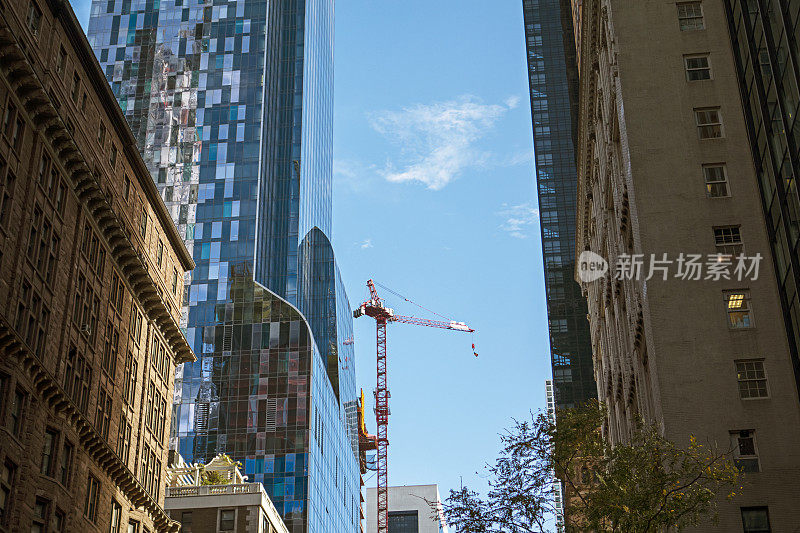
[354,279,475,533]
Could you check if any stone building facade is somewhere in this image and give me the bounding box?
[574,0,800,530]
[164,454,289,533]
[0,0,195,531]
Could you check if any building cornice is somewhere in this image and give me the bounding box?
[574,0,601,285]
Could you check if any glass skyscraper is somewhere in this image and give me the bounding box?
[523,0,597,408]
[723,0,800,403]
[87,0,360,531]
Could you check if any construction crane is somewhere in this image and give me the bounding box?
[354,279,476,533]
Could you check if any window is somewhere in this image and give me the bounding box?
[64,346,92,412]
[102,321,119,377]
[54,180,66,214]
[71,74,80,103]
[730,430,760,472]
[9,388,26,436]
[695,107,723,138]
[72,274,85,326]
[56,46,66,75]
[139,444,159,497]
[16,279,48,354]
[26,1,42,36]
[157,241,164,267]
[145,381,155,430]
[98,123,106,146]
[388,510,419,533]
[38,153,50,183]
[117,413,132,464]
[725,290,753,328]
[741,507,771,531]
[40,429,58,476]
[139,210,148,239]
[0,375,5,416]
[172,268,178,295]
[111,500,122,533]
[0,169,15,227]
[84,475,100,522]
[123,351,138,405]
[109,145,117,169]
[2,104,15,139]
[219,509,235,531]
[677,2,704,30]
[110,271,125,313]
[10,114,24,152]
[96,387,112,439]
[0,460,16,523]
[685,54,711,80]
[28,205,58,284]
[713,225,743,258]
[31,498,49,533]
[59,440,73,486]
[180,512,192,533]
[51,509,65,532]
[129,308,143,344]
[736,360,768,399]
[127,521,140,533]
[123,175,131,200]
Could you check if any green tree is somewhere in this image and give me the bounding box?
[431,402,742,532]
[200,470,230,486]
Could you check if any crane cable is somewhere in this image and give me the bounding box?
[373,281,479,357]
[374,282,453,321]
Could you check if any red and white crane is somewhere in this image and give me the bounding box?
[354,279,476,533]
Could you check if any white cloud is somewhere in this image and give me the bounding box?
[369,96,515,190]
[498,203,540,239]
[504,149,534,167]
[358,239,373,249]
[505,95,521,109]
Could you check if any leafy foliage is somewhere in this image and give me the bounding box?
[200,470,231,486]
[431,402,742,532]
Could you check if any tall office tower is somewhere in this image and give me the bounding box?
[574,0,800,530]
[0,0,195,531]
[86,0,360,531]
[723,0,800,410]
[523,0,598,408]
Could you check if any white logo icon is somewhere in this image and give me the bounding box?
[578,251,608,283]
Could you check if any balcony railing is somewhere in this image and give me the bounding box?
[165,483,262,497]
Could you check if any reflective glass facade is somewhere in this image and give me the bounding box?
[723,0,800,401]
[523,0,597,407]
[87,0,360,530]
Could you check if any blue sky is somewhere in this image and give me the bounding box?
[333,0,550,496]
[70,0,551,500]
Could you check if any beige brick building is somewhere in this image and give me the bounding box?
[574,0,800,530]
[0,0,195,531]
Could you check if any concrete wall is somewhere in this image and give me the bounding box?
[365,485,449,533]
